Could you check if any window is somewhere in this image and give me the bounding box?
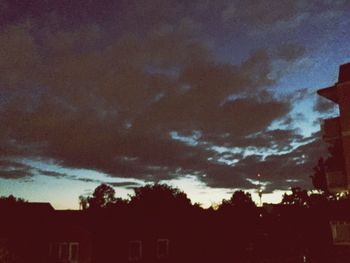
[330,221,350,245]
[156,239,169,259]
[49,242,79,262]
[0,239,10,262]
[60,243,69,261]
[70,243,79,262]
[128,240,142,261]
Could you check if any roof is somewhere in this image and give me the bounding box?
[0,202,54,218]
[317,86,338,103]
[19,202,54,211]
[317,62,350,104]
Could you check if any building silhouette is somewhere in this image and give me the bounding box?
[318,62,350,192]
[318,62,350,261]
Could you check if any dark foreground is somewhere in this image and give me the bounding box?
[1,200,350,263]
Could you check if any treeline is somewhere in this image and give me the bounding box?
[2,182,350,211]
[74,182,350,212]
[75,183,346,263]
[77,183,265,211]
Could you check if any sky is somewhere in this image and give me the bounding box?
[0,0,349,209]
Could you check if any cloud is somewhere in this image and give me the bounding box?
[314,96,336,114]
[37,169,67,178]
[108,182,142,189]
[276,44,306,62]
[0,23,292,181]
[0,24,40,90]
[0,160,33,179]
[0,0,338,194]
[215,133,327,192]
[231,0,299,25]
[241,128,304,150]
[221,3,236,22]
[222,0,348,29]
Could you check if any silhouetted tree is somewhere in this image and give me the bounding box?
[79,195,89,210]
[220,190,256,209]
[308,192,331,208]
[310,157,328,193]
[130,184,191,212]
[87,183,116,209]
[281,187,309,206]
[0,195,27,205]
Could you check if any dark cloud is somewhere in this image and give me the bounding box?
[222,0,299,30]
[222,0,349,30]
[0,0,340,195]
[201,127,304,152]
[289,88,313,103]
[276,43,305,62]
[108,182,142,189]
[314,96,336,114]
[0,160,33,179]
[0,24,40,91]
[37,169,67,178]
[0,170,29,179]
[242,128,304,150]
[70,177,100,183]
[0,20,294,186]
[206,133,328,192]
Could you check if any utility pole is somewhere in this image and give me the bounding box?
[257,173,263,207]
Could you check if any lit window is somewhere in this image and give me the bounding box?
[128,240,142,261]
[156,239,169,259]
